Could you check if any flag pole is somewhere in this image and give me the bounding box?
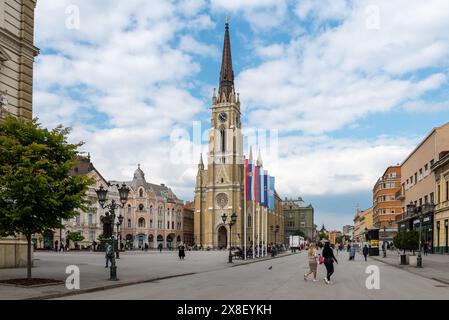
[244,159,247,260]
[252,200,255,259]
[262,205,265,257]
[258,202,260,258]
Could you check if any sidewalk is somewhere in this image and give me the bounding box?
[369,250,449,285]
[0,250,293,300]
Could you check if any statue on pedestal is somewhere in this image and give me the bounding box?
[101,212,114,239]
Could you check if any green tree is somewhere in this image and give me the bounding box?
[0,116,92,279]
[66,231,85,244]
[394,230,419,254]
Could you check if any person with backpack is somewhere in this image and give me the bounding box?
[363,244,369,261]
[105,242,114,268]
[322,241,338,284]
[304,244,319,282]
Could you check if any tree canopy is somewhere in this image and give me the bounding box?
[0,116,92,278]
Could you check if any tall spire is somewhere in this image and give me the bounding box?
[198,153,204,170]
[218,17,234,101]
[257,148,263,167]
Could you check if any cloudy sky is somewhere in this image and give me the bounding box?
[33,0,449,230]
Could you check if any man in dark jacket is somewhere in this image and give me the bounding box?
[363,244,369,261]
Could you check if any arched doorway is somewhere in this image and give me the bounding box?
[148,234,154,248]
[157,235,163,248]
[167,233,175,250]
[137,234,145,249]
[217,226,227,249]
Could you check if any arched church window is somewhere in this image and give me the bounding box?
[139,204,144,211]
[220,126,226,153]
[127,204,131,214]
[139,188,144,197]
[138,218,145,228]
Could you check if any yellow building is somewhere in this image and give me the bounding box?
[0,0,39,269]
[0,0,39,119]
[431,152,449,254]
[353,207,373,242]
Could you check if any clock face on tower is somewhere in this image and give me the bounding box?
[218,112,227,123]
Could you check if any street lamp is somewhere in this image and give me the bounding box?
[222,212,237,263]
[95,183,130,280]
[115,214,124,259]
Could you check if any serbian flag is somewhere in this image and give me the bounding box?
[269,176,275,210]
[263,170,268,208]
[258,166,264,206]
[245,159,254,201]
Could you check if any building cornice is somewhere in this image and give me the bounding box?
[0,29,39,59]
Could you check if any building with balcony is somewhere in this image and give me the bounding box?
[431,151,449,254]
[372,166,401,243]
[396,121,449,252]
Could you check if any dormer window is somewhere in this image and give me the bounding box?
[139,188,144,197]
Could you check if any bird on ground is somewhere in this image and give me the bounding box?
[268,266,272,270]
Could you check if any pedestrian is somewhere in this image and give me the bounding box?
[350,243,356,261]
[304,244,319,282]
[363,244,369,261]
[158,242,163,252]
[322,241,338,284]
[105,242,114,268]
[178,243,186,260]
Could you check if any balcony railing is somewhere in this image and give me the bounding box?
[395,189,405,200]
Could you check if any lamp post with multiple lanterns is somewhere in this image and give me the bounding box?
[95,183,130,280]
[222,212,237,263]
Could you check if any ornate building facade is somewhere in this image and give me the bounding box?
[0,0,39,119]
[39,158,185,250]
[194,20,245,249]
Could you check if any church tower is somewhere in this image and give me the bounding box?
[194,19,244,249]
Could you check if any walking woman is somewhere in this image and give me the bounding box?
[322,241,338,284]
[304,243,319,281]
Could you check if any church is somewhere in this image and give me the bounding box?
[193,19,289,252]
[194,19,245,249]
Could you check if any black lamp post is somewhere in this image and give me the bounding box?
[222,212,237,263]
[270,225,280,257]
[115,214,124,259]
[95,183,130,280]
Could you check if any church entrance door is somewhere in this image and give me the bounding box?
[218,226,227,249]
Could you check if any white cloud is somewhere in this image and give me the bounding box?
[211,0,288,30]
[180,35,218,57]
[403,100,449,113]
[295,0,352,22]
[237,0,449,134]
[268,135,417,197]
